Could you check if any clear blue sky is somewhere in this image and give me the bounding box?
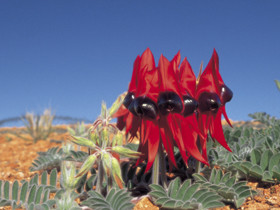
[1,0,280,125]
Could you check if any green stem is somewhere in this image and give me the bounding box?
[152,150,160,185]
[96,160,104,194]
[152,144,167,187]
[158,144,168,189]
[195,137,202,174]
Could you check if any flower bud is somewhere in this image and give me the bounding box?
[109,93,126,116]
[70,136,96,149]
[111,157,123,188]
[112,132,124,147]
[111,146,141,158]
[61,160,78,189]
[76,154,97,178]
[101,127,109,143]
[101,152,112,176]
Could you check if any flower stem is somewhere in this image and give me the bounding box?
[152,144,167,187]
[96,160,104,194]
[195,137,202,174]
[152,149,160,185]
[158,144,167,189]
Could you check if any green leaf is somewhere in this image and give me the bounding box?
[192,188,208,199]
[12,180,19,201]
[49,169,57,187]
[193,174,207,182]
[20,181,28,203]
[155,197,171,205]
[204,200,225,209]
[182,183,200,201]
[149,184,165,194]
[269,153,280,171]
[214,170,223,184]
[161,200,177,208]
[168,177,181,199]
[209,169,217,183]
[41,171,47,186]
[260,150,273,171]
[42,189,50,203]
[220,172,231,183]
[241,161,253,173]
[251,149,261,165]
[35,186,44,204]
[4,181,9,200]
[249,165,263,179]
[272,165,280,180]
[225,177,236,187]
[176,179,192,200]
[149,191,166,199]
[263,171,273,181]
[235,197,246,208]
[27,185,37,205]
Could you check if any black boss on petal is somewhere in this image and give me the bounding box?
[220,85,233,104]
[182,95,198,117]
[123,92,135,108]
[198,92,221,113]
[157,91,183,115]
[128,96,158,120]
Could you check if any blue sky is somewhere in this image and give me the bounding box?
[0,0,280,126]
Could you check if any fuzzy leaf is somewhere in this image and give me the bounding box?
[168,177,181,199]
[182,183,200,201]
[27,185,37,204]
[20,181,28,204]
[50,169,57,187]
[235,198,246,208]
[176,179,192,200]
[12,181,19,201]
[4,181,9,200]
[260,150,273,171]
[204,200,225,208]
[249,165,263,179]
[269,153,280,171]
[251,149,261,165]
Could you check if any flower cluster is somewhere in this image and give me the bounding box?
[113,48,233,172]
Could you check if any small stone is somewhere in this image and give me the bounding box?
[17,172,24,179]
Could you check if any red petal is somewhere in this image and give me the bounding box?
[178,58,196,97]
[221,106,232,127]
[196,50,220,99]
[139,48,156,72]
[210,110,232,152]
[159,116,177,170]
[167,114,189,165]
[158,55,182,97]
[144,120,160,173]
[128,56,140,93]
[171,51,181,68]
[178,114,208,165]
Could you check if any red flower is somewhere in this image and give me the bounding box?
[114,48,232,172]
[196,49,233,161]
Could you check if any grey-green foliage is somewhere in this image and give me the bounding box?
[30,147,88,172]
[0,169,59,210]
[20,108,54,143]
[193,169,257,208]
[149,177,224,210]
[81,188,134,210]
[67,121,88,138]
[208,113,280,182]
[229,149,280,182]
